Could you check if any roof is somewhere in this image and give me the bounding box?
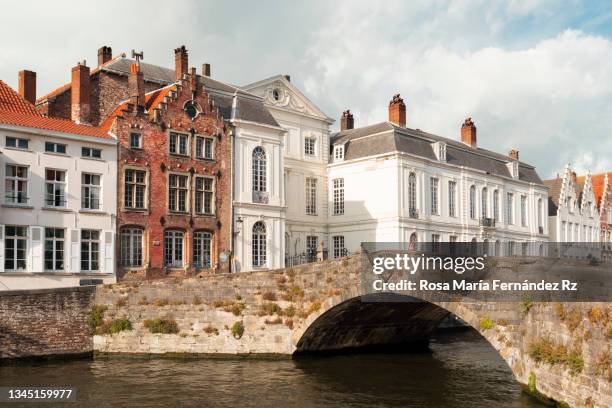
[0,111,112,139]
[0,80,42,116]
[331,122,544,184]
[543,177,563,215]
[38,56,279,128]
[577,172,611,209]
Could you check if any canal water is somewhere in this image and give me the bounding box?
[1,329,543,408]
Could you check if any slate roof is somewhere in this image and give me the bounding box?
[331,122,544,184]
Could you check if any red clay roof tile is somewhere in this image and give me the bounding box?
[0,80,42,116]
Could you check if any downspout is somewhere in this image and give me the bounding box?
[229,92,238,273]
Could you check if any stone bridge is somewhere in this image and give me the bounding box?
[56,254,611,407]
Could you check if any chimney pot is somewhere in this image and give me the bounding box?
[71,62,91,124]
[97,46,112,66]
[18,70,36,104]
[340,110,354,131]
[460,117,477,148]
[174,45,188,81]
[509,149,519,161]
[388,93,406,127]
[202,63,211,77]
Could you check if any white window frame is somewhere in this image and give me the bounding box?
[124,168,147,210]
[507,193,514,225]
[81,147,102,159]
[164,230,184,268]
[45,168,67,208]
[469,185,476,219]
[193,231,212,269]
[44,227,65,271]
[430,177,439,215]
[5,164,28,205]
[81,173,101,210]
[169,131,189,156]
[333,178,344,215]
[252,222,267,268]
[195,136,215,160]
[6,136,28,150]
[493,190,499,221]
[448,180,456,217]
[120,228,143,267]
[521,195,528,227]
[252,147,267,193]
[334,145,344,161]
[129,132,143,149]
[195,176,214,215]
[408,173,417,215]
[4,225,27,271]
[481,188,488,219]
[304,137,316,156]
[333,235,345,258]
[45,142,67,154]
[305,177,317,215]
[168,173,189,213]
[80,229,100,272]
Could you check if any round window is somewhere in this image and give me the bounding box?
[185,101,198,119]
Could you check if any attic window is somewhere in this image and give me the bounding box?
[184,101,198,119]
[272,88,281,101]
[334,145,344,161]
[433,141,446,162]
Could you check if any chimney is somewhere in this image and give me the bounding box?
[71,61,90,124]
[128,63,145,113]
[388,94,406,127]
[460,117,477,148]
[18,70,36,104]
[340,110,354,131]
[509,149,519,161]
[189,67,198,91]
[97,46,112,66]
[202,63,211,77]
[174,45,188,80]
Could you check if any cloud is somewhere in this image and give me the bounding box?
[0,0,610,178]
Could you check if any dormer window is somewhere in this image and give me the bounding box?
[272,88,281,101]
[433,141,446,162]
[507,161,519,179]
[334,145,344,161]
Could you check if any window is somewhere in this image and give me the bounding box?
[333,236,345,258]
[334,145,344,161]
[184,101,198,119]
[169,174,188,212]
[305,177,317,215]
[124,169,146,209]
[195,177,214,215]
[252,147,267,193]
[493,190,499,221]
[537,198,543,228]
[80,230,100,271]
[333,178,344,215]
[521,195,527,226]
[195,137,214,160]
[81,173,101,210]
[169,131,188,155]
[252,222,267,268]
[481,188,488,218]
[306,236,318,260]
[448,181,456,217]
[44,228,64,271]
[6,137,28,149]
[164,230,184,268]
[121,228,143,267]
[45,142,66,154]
[430,177,439,215]
[521,242,528,256]
[81,147,102,158]
[45,169,66,207]
[4,226,27,271]
[129,132,142,149]
[408,173,417,216]
[469,185,476,219]
[5,164,28,204]
[507,193,514,225]
[304,138,315,156]
[193,231,212,268]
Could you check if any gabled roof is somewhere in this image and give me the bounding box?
[330,122,543,184]
[0,80,110,140]
[0,80,42,116]
[577,172,612,209]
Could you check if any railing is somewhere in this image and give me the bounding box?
[45,197,67,207]
[479,217,496,228]
[285,251,318,268]
[81,198,101,210]
[4,194,30,205]
[409,208,419,219]
[252,191,269,204]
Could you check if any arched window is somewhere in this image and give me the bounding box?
[408,172,417,216]
[481,188,488,218]
[164,230,184,268]
[469,185,476,219]
[493,190,499,221]
[121,228,143,267]
[409,232,418,251]
[252,147,267,193]
[252,222,267,268]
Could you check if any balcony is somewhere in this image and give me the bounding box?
[479,217,496,228]
[409,208,419,219]
[252,191,269,204]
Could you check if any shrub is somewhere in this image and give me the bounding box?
[115,298,127,307]
[153,298,169,307]
[588,307,603,324]
[235,293,242,301]
[281,285,304,301]
[225,303,245,316]
[262,291,277,301]
[109,318,132,334]
[497,319,508,326]
[88,305,107,331]
[528,339,584,375]
[528,372,537,395]
[192,296,202,305]
[307,301,322,315]
[479,316,494,330]
[521,296,533,315]
[265,317,283,325]
[143,318,179,334]
[203,325,219,335]
[138,296,149,305]
[231,321,244,339]
[258,302,281,316]
[282,305,296,317]
[595,351,612,382]
[285,318,294,329]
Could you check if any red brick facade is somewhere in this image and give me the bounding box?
[104,66,232,279]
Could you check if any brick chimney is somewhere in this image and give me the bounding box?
[388,94,406,127]
[509,149,519,161]
[129,63,145,113]
[202,63,211,77]
[340,110,354,131]
[71,61,90,124]
[97,46,112,66]
[175,45,188,80]
[18,70,36,104]
[460,117,477,148]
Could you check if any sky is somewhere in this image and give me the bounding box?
[1,0,611,178]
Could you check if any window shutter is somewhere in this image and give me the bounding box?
[0,225,4,273]
[30,226,42,272]
[70,229,80,272]
[103,231,114,274]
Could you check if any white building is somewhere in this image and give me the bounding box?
[544,165,600,243]
[327,95,550,257]
[0,79,117,290]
